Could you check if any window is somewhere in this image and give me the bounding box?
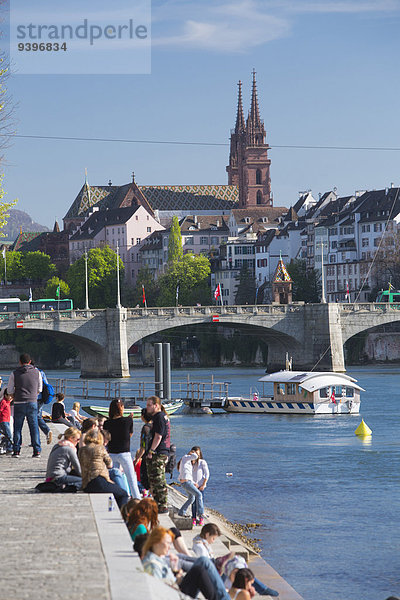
[374,223,382,232]
[362,238,369,247]
[329,255,336,263]
[211,236,219,245]
[256,190,262,205]
[328,228,338,236]
[146,227,151,232]
[337,266,341,275]
[235,246,242,255]
[136,238,141,244]
[348,265,352,274]
[131,238,134,245]
[185,237,194,245]
[200,237,208,244]
[286,384,296,395]
[374,238,380,247]
[117,228,120,234]
[135,215,138,221]
[331,241,337,249]
[256,169,262,185]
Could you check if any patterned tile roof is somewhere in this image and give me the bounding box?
[11,232,43,252]
[64,184,120,219]
[139,185,239,211]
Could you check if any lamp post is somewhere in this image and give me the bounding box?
[84,248,89,310]
[116,242,122,308]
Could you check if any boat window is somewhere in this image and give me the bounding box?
[320,387,329,398]
[277,384,285,396]
[335,386,342,396]
[346,387,354,397]
[286,384,296,395]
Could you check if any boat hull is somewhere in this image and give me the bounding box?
[224,397,360,415]
[82,400,184,419]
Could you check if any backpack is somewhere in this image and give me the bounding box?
[165,443,176,479]
[41,381,55,405]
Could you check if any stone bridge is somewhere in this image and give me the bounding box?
[0,303,399,377]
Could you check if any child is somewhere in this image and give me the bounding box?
[51,393,73,426]
[0,388,13,453]
[69,402,85,427]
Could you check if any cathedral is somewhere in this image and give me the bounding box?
[63,71,275,231]
[226,70,272,208]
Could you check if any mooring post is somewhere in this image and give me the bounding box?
[154,343,163,398]
[162,342,171,401]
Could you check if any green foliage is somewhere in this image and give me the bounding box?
[0,330,78,368]
[132,266,160,306]
[235,264,256,305]
[167,216,183,263]
[157,253,211,306]
[66,246,124,308]
[45,276,70,299]
[287,259,321,303]
[0,250,23,280]
[22,251,56,280]
[0,175,17,237]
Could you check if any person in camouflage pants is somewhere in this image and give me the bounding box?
[146,396,171,513]
[146,453,168,509]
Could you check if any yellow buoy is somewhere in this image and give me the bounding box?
[355,419,372,436]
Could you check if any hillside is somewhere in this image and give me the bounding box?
[1,209,49,242]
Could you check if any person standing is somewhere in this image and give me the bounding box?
[103,399,141,499]
[145,396,171,514]
[191,446,209,526]
[7,353,42,457]
[36,367,52,445]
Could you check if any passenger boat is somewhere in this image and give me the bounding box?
[82,399,184,419]
[223,371,364,415]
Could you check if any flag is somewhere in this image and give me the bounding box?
[345,280,350,303]
[176,284,179,303]
[142,284,146,305]
[28,288,32,301]
[55,285,60,298]
[1,247,5,259]
[214,284,221,300]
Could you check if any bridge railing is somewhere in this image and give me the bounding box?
[126,304,305,318]
[340,302,400,312]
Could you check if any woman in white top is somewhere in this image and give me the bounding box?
[177,449,204,524]
[190,445,209,525]
[229,568,255,600]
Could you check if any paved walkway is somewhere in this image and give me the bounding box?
[0,423,303,600]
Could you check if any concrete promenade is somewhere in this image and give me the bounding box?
[0,423,303,600]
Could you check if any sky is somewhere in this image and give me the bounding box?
[2,0,400,228]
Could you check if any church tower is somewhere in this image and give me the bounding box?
[226,80,245,186]
[227,71,272,208]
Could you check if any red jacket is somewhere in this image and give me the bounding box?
[0,397,11,423]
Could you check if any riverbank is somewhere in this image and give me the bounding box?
[0,422,303,600]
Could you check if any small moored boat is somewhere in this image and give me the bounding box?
[223,371,364,415]
[82,399,184,419]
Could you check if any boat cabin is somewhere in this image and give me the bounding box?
[259,371,364,406]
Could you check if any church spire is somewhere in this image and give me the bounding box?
[249,69,261,129]
[235,80,245,133]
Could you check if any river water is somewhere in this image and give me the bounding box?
[4,364,399,599]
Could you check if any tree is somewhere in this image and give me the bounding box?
[132,266,160,306]
[45,276,70,299]
[66,246,124,308]
[371,231,400,293]
[157,253,211,306]
[167,216,183,263]
[235,264,256,305]
[287,259,321,303]
[22,251,56,281]
[0,250,23,281]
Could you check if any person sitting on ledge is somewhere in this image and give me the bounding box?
[51,393,74,427]
[45,427,82,489]
[78,428,129,508]
[223,556,279,597]
[229,568,255,600]
[141,526,231,600]
[128,497,190,556]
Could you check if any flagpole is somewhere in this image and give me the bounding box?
[84,248,89,310]
[116,242,122,309]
